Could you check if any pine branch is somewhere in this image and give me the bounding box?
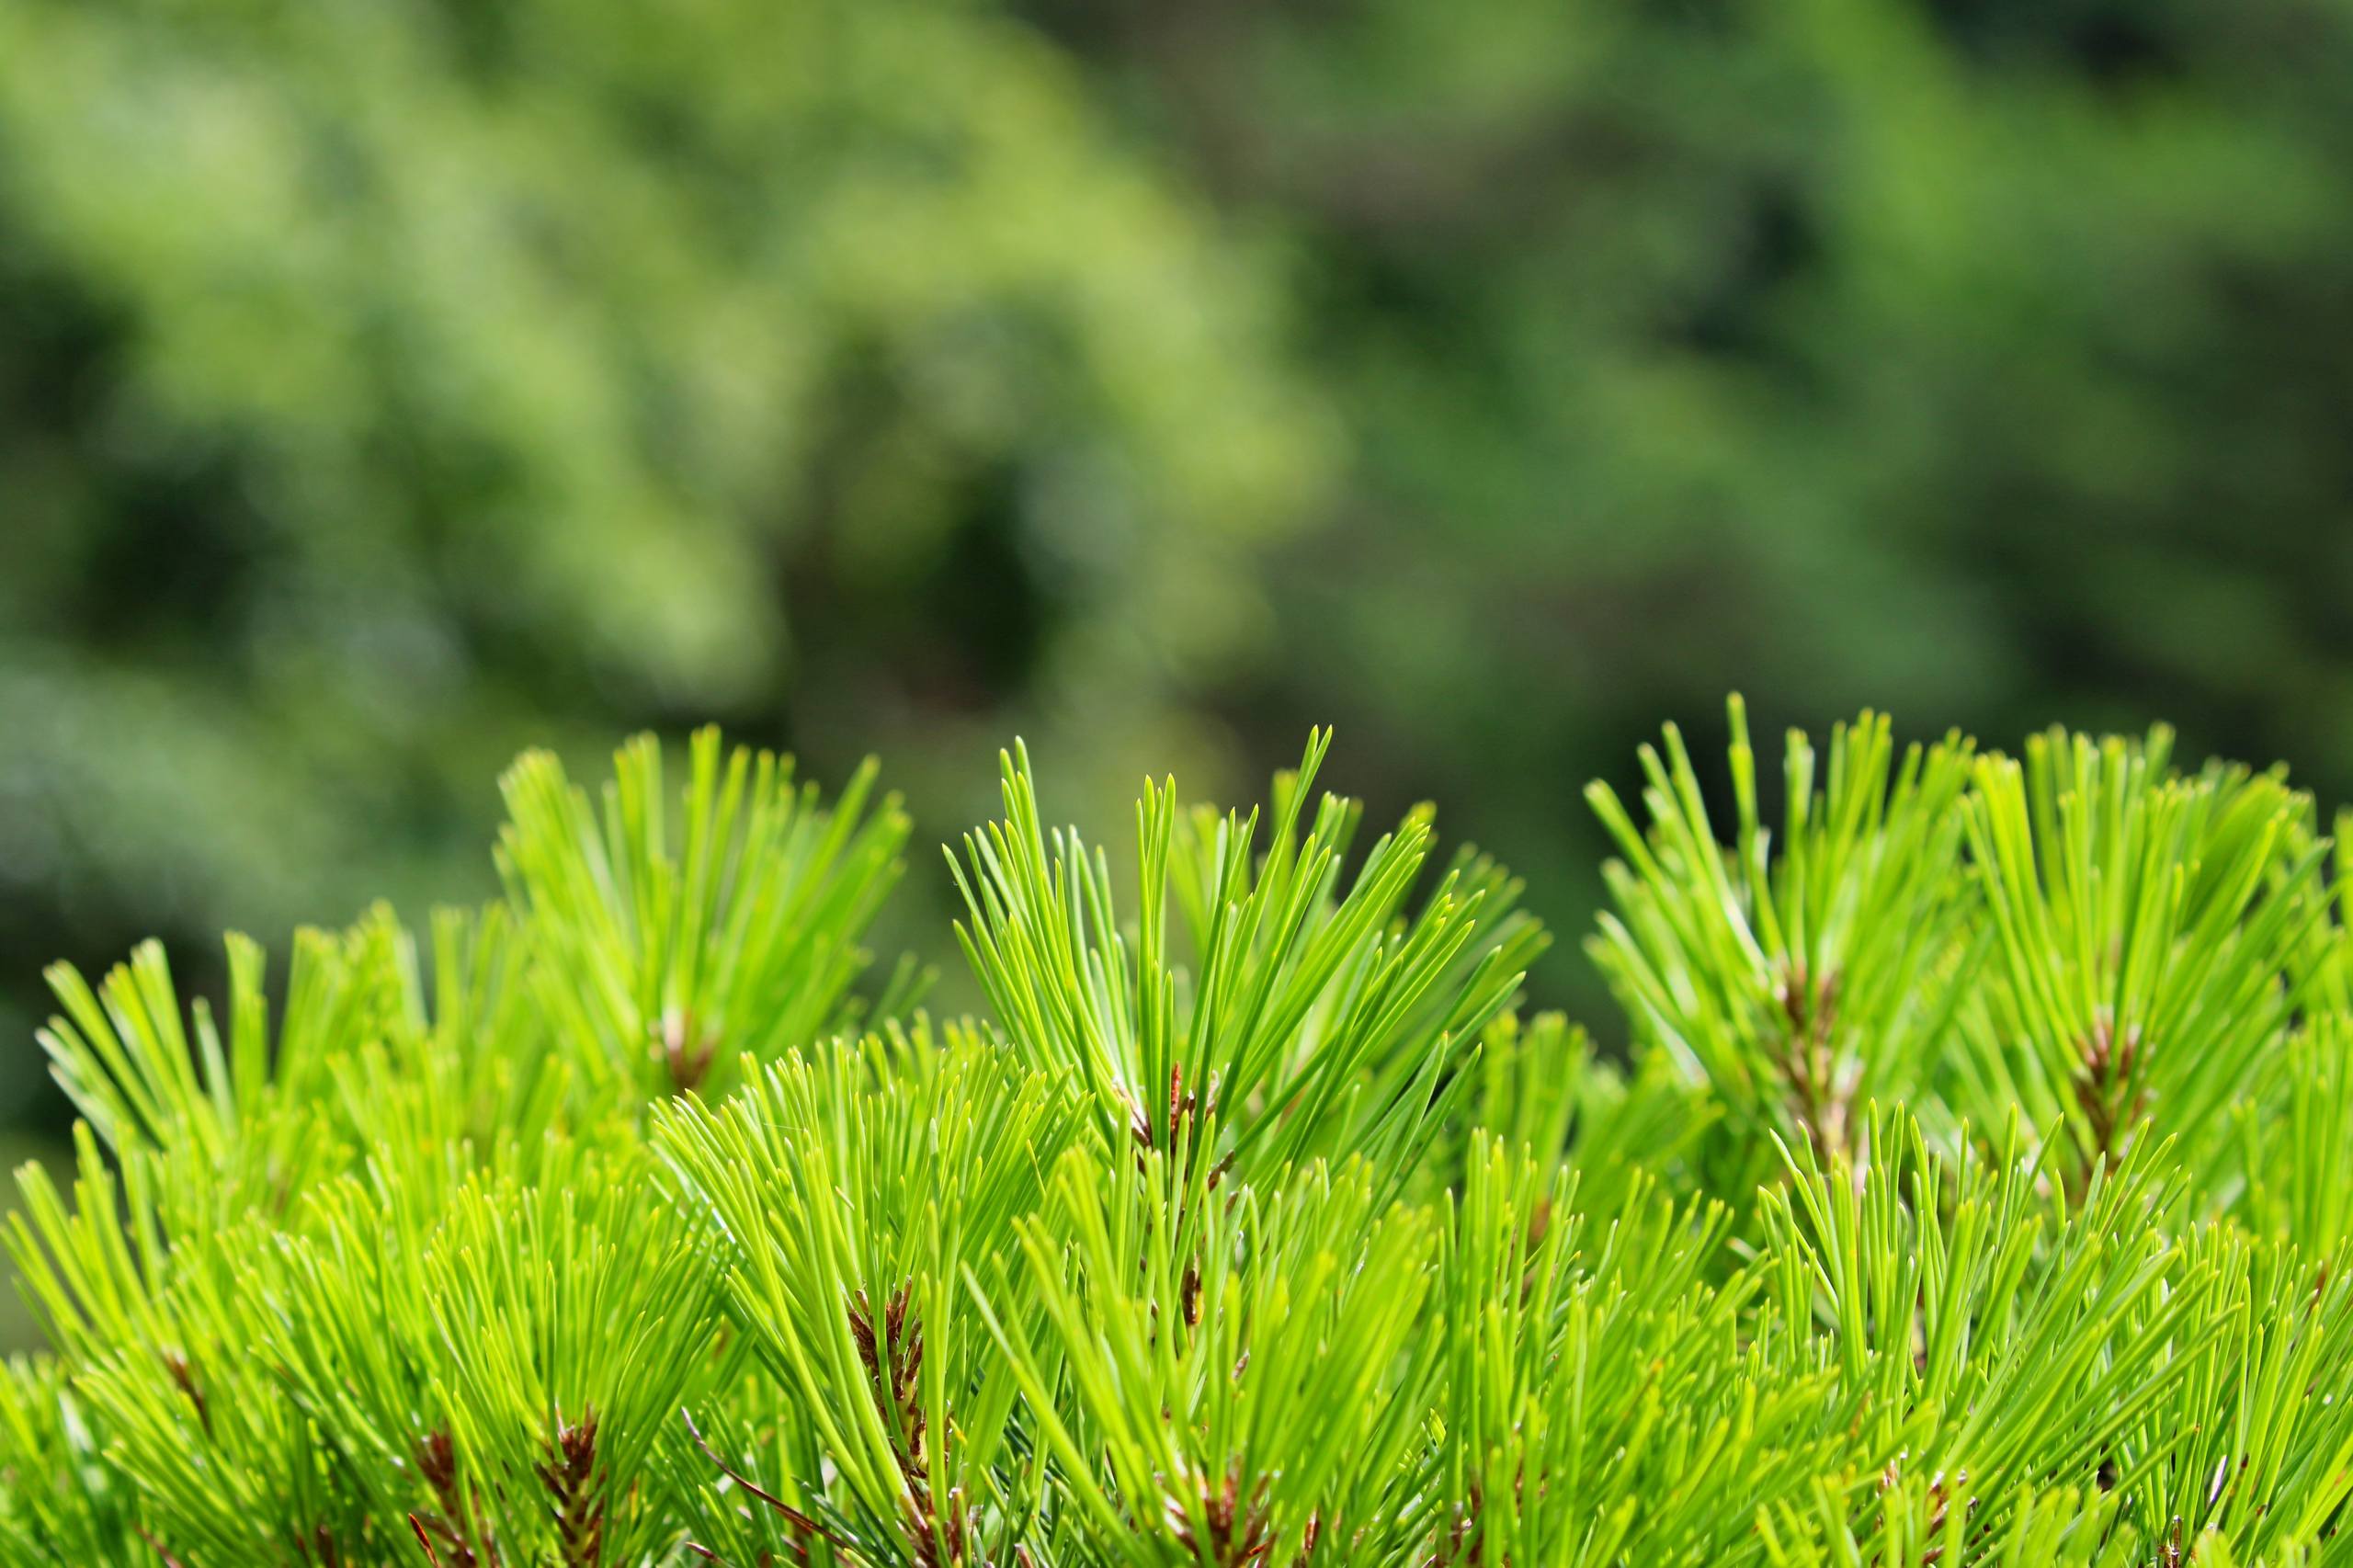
[1588,696,1980,1174]
[949,734,1546,1196]
[498,729,914,1104]
[13,710,2353,1568]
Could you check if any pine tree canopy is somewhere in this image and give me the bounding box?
[12,699,2353,1566]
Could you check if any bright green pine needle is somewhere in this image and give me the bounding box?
[949,733,1547,1197]
[9,708,2353,1567]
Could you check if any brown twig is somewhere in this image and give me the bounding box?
[411,1429,496,1567]
[163,1352,210,1437]
[850,1286,966,1565]
[660,1007,721,1095]
[1773,961,1849,1159]
[679,1407,848,1561]
[133,1524,189,1568]
[534,1411,606,1567]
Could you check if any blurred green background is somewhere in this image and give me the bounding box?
[6,0,2353,1344]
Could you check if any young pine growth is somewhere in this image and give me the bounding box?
[1952,727,2327,1198]
[655,1027,1088,1567]
[12,705,2353,1567]
[499,728,915,1103]
[971,1149,1443,1567]
[1587,698,1979,1176]
[950,733,1547,1195]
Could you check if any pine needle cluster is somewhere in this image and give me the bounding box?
[7,699,2353,1566]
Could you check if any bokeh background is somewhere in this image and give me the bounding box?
[6,0,2353,1343]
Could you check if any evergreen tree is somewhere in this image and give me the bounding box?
[9,700,2353,1564]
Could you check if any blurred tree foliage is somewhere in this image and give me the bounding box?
[0,0,1337,1116]
[7,0,2353,1137]
[1033,0,2353,990]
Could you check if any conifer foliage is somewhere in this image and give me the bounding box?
[7,702,2353,1565]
